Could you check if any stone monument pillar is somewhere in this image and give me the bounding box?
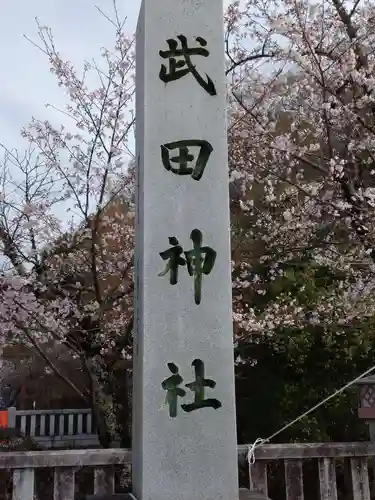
[133,1,239,500]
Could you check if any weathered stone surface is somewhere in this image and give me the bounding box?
[0,449,130,469]
[0,442,372,471]
[133,1,238,500]
[87,491,271,500]
[237,442,375,461]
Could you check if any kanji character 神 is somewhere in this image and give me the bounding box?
[158,230,216,305]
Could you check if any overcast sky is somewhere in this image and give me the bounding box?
[0,0,135,151]
[0,0,231,153]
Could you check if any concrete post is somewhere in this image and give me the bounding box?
[7,406,16,428]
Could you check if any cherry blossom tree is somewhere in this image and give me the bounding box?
[0,2,135,447]
[225,0,375,345]
[3,0,375,448]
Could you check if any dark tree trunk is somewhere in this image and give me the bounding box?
[92,403,112,448]
[113,367,131,448]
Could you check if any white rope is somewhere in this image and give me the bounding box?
[247,362,375,466]
[247,438,266,465]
